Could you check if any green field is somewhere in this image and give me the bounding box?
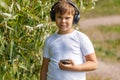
[95,25,120,62]
[80,23,120,79]
[81,0,120,18]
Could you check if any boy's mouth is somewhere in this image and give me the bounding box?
[60,24,66,27]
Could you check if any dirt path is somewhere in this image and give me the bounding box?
[80,15,120,29]
[87,60,120,80]
[79,15,120,80]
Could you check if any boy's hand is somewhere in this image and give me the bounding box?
[59,59,75,71]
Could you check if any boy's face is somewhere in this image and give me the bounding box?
[55,12,74,34]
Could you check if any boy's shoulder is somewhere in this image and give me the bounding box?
[45,33,57,42]
[75,30,88,37]
[74,30,91,42]
[47,33,57,39]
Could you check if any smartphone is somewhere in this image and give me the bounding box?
[60,59,70,64]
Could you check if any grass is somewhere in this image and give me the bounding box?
[96,25,120,61]
[82,25,120,80]
[83,25,120,62]
[81,0,120,18]
[98,25,120,33]
[80,0,120,79]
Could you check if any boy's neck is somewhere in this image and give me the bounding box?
[58,28,74,35]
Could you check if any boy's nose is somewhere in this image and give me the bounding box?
[61,18,66,22]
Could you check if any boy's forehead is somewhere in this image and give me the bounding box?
[56,12,73,17]
[56,11,74,16]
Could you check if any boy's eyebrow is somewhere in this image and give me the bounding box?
[57,15,69,18]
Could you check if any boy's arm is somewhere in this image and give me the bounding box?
[40,57,50,80]
[75,53,97,71]
[59,53,97,71]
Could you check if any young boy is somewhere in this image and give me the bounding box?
[40,0,97,80]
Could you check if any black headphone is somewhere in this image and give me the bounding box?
[50,0,80,24]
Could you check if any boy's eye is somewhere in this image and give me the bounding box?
[57,16,70,19]
[65,17,70,19]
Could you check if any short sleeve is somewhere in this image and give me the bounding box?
[43,38,50,58]
[80,34,95,56]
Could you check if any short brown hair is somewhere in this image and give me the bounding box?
[54,0,75,15]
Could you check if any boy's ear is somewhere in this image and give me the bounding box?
[50,10,56,21]
[73,13,80,24]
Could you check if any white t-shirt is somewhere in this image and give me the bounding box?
[43,30,95,80]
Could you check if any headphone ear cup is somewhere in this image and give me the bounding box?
[73,14,80,24]
[50,10,55,21]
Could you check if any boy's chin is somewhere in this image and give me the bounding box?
[59,29,68,32]
[58,29,72,34]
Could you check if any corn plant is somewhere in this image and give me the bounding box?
[0,0,97,80]
[0,0,57,80]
